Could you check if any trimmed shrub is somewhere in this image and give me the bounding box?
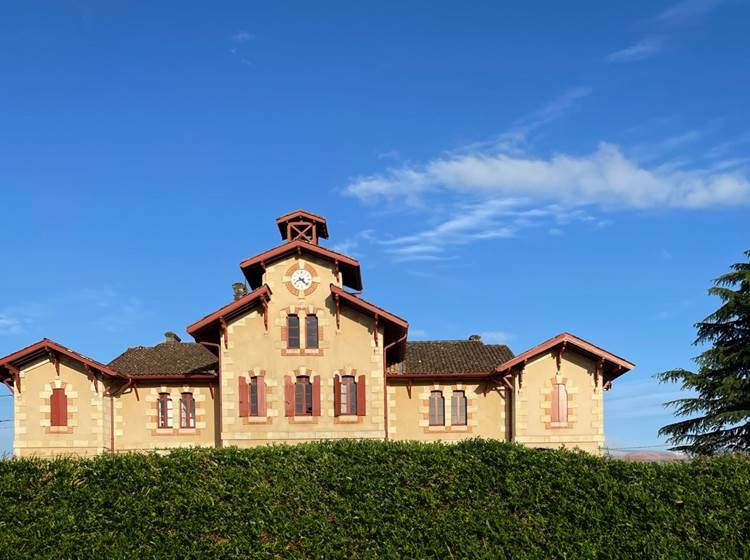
[0,440,748,559]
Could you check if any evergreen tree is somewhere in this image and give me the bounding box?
[657,250,750,455]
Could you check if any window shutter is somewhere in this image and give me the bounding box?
[239,377,249,417]
[284,376,294,417]
[312,375,321,416]
[357,375,367,416]
[258,377,267,417]
[451,394,458,425]
[333,374,341,417]
[51,388,67,427]
[558,384,568,423]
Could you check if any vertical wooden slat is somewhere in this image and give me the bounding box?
[357,375,367,416]
[551,384,560,423]
[333,374,341,417]
[50,390,59,426]
[258,377,267,417]
[239,377,249,417]
[284,376,294,417]
[312,375,321,416]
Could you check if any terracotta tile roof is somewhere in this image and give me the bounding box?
[108,341,218,376]
[400,340,514,374]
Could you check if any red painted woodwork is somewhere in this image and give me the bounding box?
[239,377,249,417]
[50,387,68,427]
[257,377,267,417]
[284,376,294,417]
[333,374,341,417]
[551,384,568,423]
[357,375,367,417]
[312,375,321,416]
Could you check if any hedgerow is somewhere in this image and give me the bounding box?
[0,440,748,559]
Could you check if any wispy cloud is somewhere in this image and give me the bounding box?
[480,331,513,344]
[347,143,750,210]
[0,314,22,335]
[652,0,725,27]
[231,30,254,43]
[606,38,662,63]
[607,0,726,65]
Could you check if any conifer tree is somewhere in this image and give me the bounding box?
[657,250,750,454]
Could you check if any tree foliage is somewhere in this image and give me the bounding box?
[657,250,750,455]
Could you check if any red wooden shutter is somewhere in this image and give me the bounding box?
[357,375,367,417]
[551,384,563,423]
[258,377,267,417]
[284,376,294,417]
[51,388,68,427]
[239,377,249,417]
[312,375,321,416]
[333,374,341,417]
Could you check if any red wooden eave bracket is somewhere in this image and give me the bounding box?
[133,383,140,401]
[556,341,567,371]
[220,317,229,349]
[594,358,604,388]
[334,293,341,329]
[46,347,60,376]
[84,364,99,393]
[406,379,412,398]
[5,363,20,393]
[262,298,269,332]
[209,385,215,400]
[373,314,379,347]
[2,378,13,394]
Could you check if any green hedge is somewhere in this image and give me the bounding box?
[0,440,748,559]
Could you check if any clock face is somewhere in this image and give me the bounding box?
[290,269,313,290]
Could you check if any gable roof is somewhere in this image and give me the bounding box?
[240,241,362,291]
[330,284,408,362]
[186,284,272,343]
[398,340,514,375]
[108,341,218,377]
[0,339,127,387]
[276,209,329,239]
[495,332,635,381]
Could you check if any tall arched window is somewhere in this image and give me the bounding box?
[295,375,313,416]
[157,393,173,428]
[287,315,300,348]
[451,390,467,426]
[305,314,319,348]
[429,391,445,426]
[180,392,196,428]
[551,383,568,424]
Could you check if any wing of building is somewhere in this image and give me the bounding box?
[0,210,635,456]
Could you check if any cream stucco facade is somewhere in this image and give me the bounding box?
[1,210,634,458]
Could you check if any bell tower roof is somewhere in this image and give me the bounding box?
[276,209,329,244]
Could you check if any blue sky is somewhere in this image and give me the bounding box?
[1,0,748,453]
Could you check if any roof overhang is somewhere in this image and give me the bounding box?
[386,372,495,381]
[187,284,272,344]
[330,284,408,362]
[240,240,362,291]
[0,338,128,392]
[495,332,635,384]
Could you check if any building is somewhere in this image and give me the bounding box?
[0,210,634,457]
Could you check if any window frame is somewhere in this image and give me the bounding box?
[287,314,300,349]
[157,392,173,429]
[305,314,319,349]
[249,376,259,416]
[428,390,445,426]
[180,392,196,429]
[451,390,467,426]
[340,375,358,415]
[294,375,313,416]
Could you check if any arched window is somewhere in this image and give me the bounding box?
[429,391,445,426]
[451,390,467,426]
[157,393,173,428]
[249,376,259,416]
[551,383,568,424]
[287,315,300,348]
[295,375,313,416]
[180,393,196,428]
[50,387,68,427]
[305,314,319,348]
[340,375,357,415]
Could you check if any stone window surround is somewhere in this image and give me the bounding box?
[150,386,208,436]
[280,304,327,357]
[420,383,476,434]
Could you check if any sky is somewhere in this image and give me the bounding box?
[0,0,748,454]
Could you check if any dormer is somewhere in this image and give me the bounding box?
[276,210,329,245]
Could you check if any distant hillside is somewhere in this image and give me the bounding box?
[0,440,748,559]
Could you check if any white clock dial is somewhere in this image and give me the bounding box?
[291,269,313,290]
